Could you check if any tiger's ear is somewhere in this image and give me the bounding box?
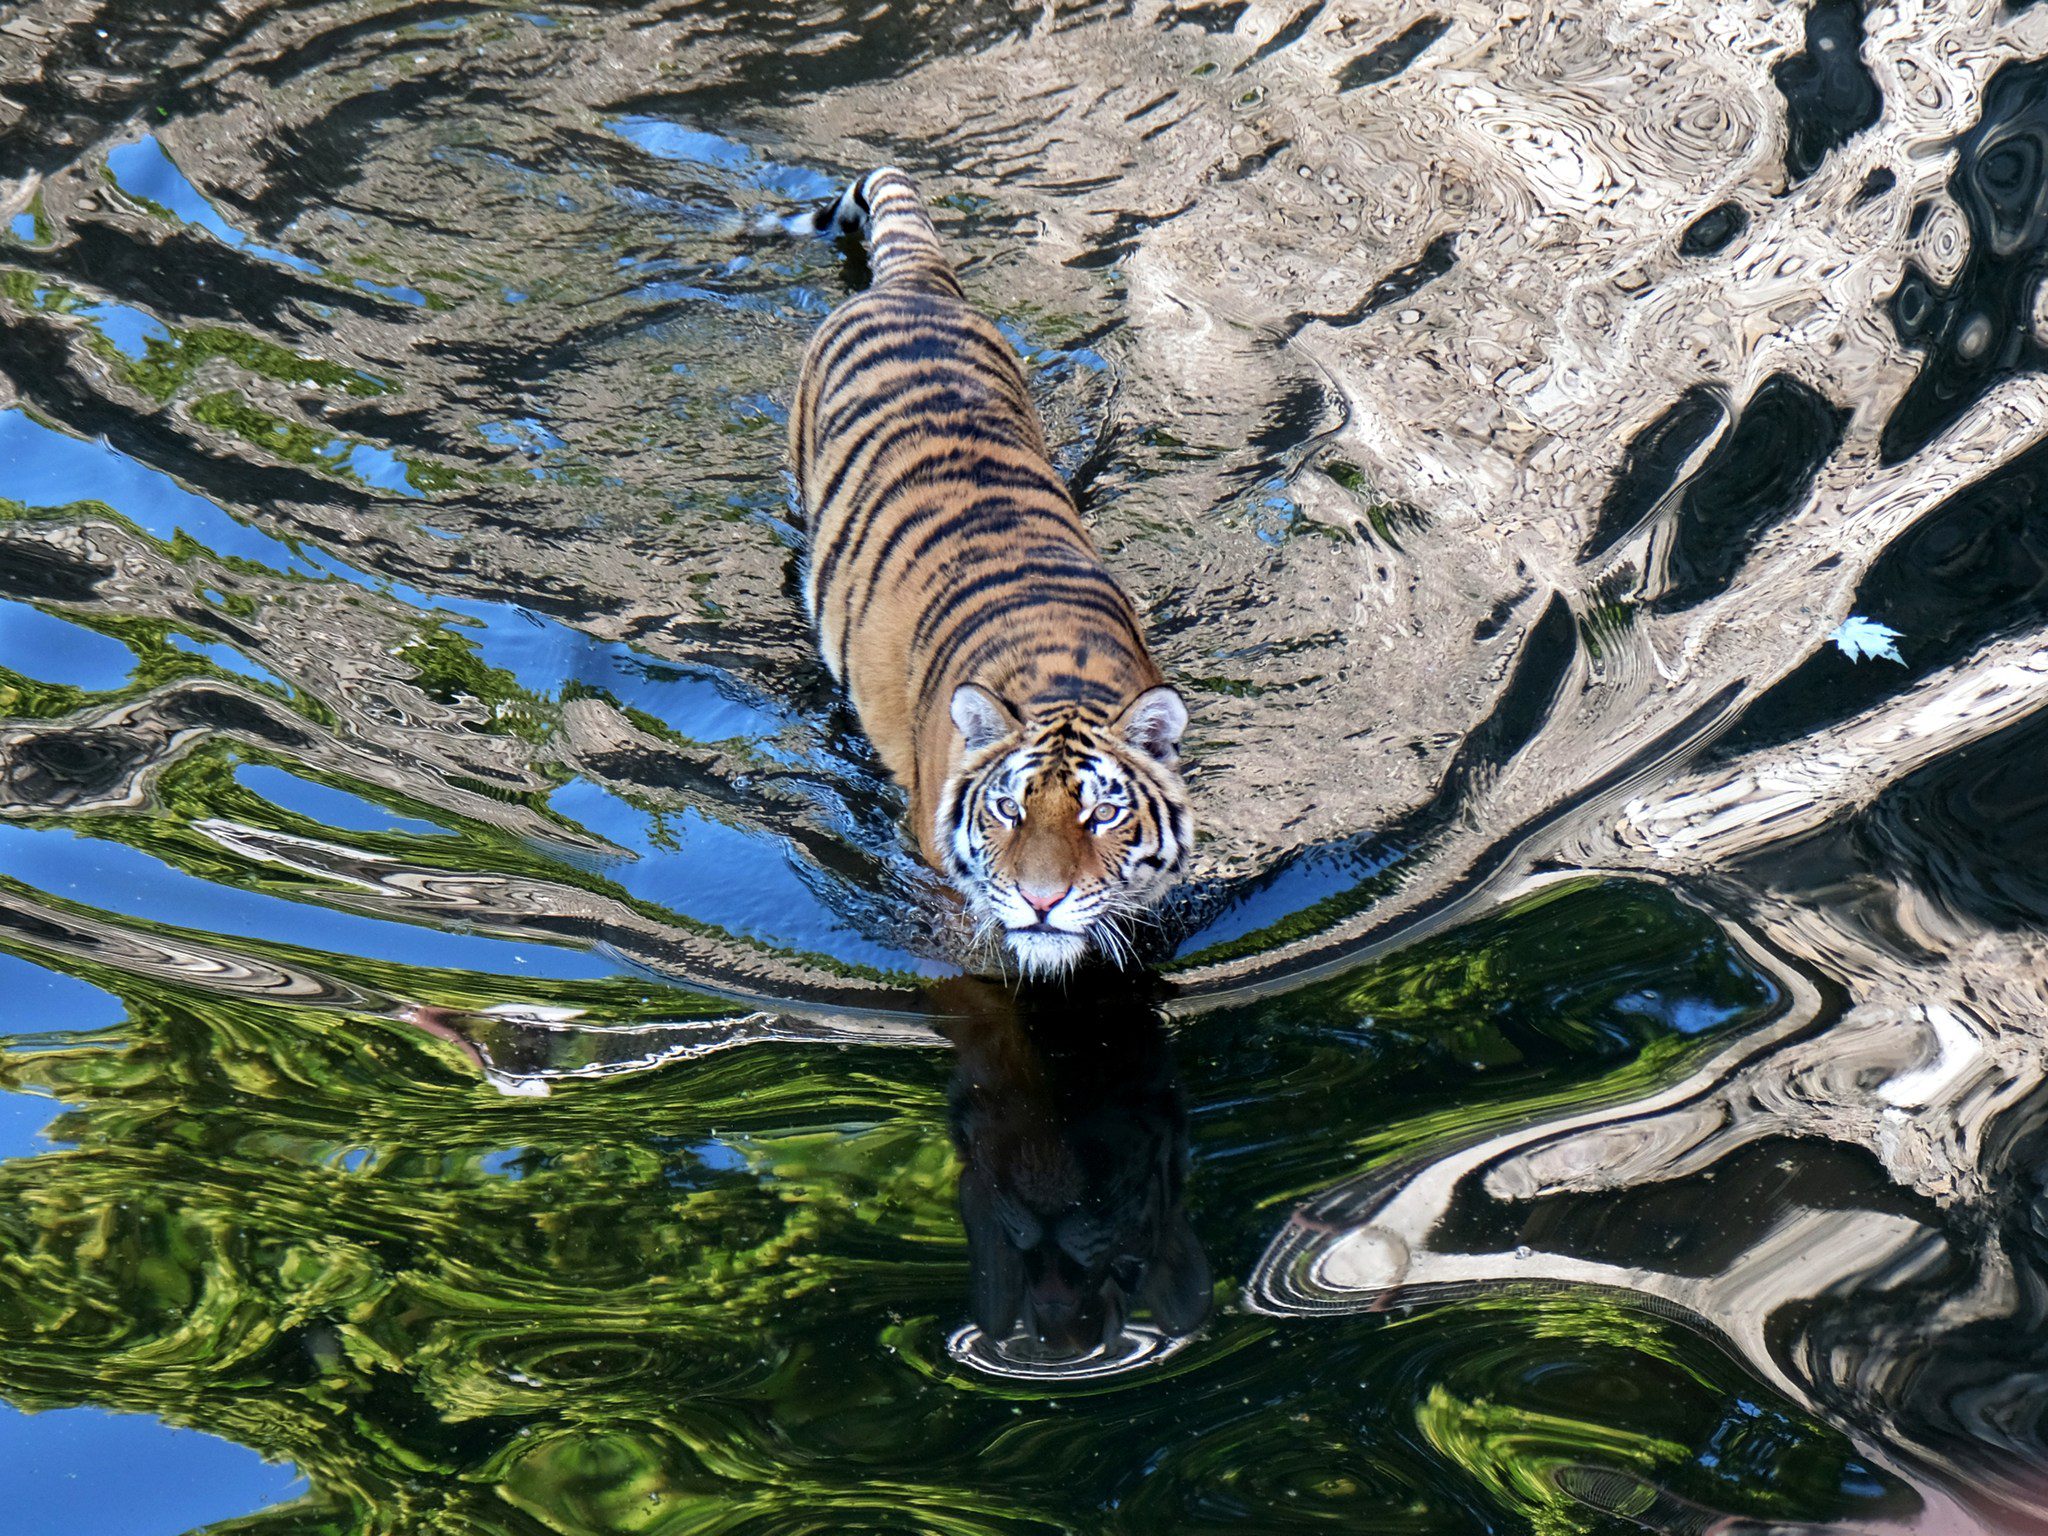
[951,684,1019,754]
[1115,686,1187,764]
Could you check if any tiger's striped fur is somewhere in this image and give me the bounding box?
[787,167,1192,976]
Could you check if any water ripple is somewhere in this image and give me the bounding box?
[1,0,2047,1528]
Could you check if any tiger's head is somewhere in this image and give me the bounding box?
[937,684,1192,978]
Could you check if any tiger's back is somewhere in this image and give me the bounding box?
[786,168,1191,975]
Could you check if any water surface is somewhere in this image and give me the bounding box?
[1,0,2046,1530]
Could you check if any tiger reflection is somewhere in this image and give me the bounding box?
[935,976,1210,1355]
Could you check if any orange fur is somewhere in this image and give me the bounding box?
[789,168,1190,972]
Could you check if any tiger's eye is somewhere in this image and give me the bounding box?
[1089,803,1124,830]
[995,796,1023,822]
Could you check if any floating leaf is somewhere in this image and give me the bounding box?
[1829,615,1905,665]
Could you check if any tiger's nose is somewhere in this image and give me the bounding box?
[1021,882,1071,915]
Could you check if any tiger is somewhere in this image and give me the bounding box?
[780,166,1192,978]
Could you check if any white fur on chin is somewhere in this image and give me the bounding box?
[1005,929,1090,979]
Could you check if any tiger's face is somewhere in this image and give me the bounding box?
[938,684,1191,978]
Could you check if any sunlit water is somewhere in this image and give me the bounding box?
[0,0,2046,1530]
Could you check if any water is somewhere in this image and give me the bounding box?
[0,0,2045,1529]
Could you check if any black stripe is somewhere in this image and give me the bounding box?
[839,441,1043,521]
[852,497,1078,598]
[1065,623,1134,659]
[846,518,1061,626]
[820,373,1019,451]
[805,301,893,369]
[822,328,1025,410]
[871,225,932,254]
[815,296,983,354]
[810,409,1033,541]
[899,494,1075,568]
[816,434,1026,554]
[873,253,963,295]
[941,633,1039,702]
[814,303,997,379]
[924,582,1145,688]
[792,372,816,492]
[831,495,1081,638]
[812,304,929,377]
[822,377,982,448]
[835,491,1082,631]
[809,418,1038,585]
[812,383,1019,503]
[869,209,935,239]
[819,348,987,417]
[1027,674,1125,707]
[911,559,1129,650]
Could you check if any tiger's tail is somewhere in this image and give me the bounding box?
[770,166,964,297]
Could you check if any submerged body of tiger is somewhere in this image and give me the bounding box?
[785,167,1192,976]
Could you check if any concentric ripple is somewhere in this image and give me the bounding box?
[944,1321,1196,1381]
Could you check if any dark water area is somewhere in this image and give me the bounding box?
[1,0,2047,1532]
